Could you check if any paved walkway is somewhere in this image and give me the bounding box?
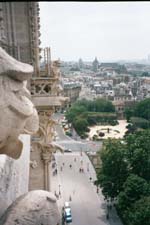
[50,152,123,225]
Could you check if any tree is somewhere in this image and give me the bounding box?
[124,123,137,136]
[96,129,150,225]
[117,174,149,213]
[134,98,150,121]
[65,105,86,123]
[141,71,149,77]
[97,139,129,199]
[73,117,89,136]
[130,116,149,129]
[125,130,150,181]
[124,107,135,121]
[95,98,115,112]
[125,98,150,128]
[127,196,150,225]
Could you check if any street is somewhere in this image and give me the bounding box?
[50,152,108,225]
[53,112,102,152]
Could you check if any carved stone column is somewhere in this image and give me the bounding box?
[29,58,68,191]
[29,108,64,191]
[41,146,52,191]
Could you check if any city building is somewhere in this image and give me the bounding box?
[78,58,84,69]
[92,57,99,72]
[63,81,82,107]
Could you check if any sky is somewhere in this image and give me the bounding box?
[39,2,150,62]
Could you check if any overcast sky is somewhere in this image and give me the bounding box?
[39,2,150,62]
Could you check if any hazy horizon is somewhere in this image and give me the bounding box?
[39,2,150,62]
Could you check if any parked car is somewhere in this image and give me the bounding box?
[62,202,72,224]
[64,148,72,153]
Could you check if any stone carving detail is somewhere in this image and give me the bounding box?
[30,60,63,96]
[51,60,61,79]
[0,190,60,225]
[30,109,63,188]
[38,110,56,144]
[0,47,39,159]
[31,79,53,96]
[36,111,64,156]
[36,112,63,191]
[50,60,63,96]
[30,160,38,169]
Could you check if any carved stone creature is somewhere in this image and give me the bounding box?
[0,190,60,225]
[51,60,61,79]
[0,47,39,159]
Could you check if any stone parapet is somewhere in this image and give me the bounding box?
[0,134,30,218]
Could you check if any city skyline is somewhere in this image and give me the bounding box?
[40,2,150,62]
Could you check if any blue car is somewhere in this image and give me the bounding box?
[63,207,72,224]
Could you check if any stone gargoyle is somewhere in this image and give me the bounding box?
[0,190,60,225]
[0,47,39,159]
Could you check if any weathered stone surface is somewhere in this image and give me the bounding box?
[0,190,60,225]
[0,47,33,81]
[0,135,30,218]
[0,47,39,159]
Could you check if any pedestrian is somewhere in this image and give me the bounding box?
[80,168,83,173]
[106,213,109,220]
[69,164,72,169]
[55,168,57,175]
[87,163,89,172]
[97,187,99,193]
[74,157,76,162]
[62,162,65,166]
[69,195,72,201]
[60,166,63,171]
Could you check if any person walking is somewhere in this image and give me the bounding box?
[87,162,89,172]
[55,168,57,175]
[69,195,72,201]
[69,164,72,169]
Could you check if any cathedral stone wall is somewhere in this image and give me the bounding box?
[29,143,45,190]
[0,134,30,218]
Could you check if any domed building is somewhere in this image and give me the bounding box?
[92,57,99,72]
